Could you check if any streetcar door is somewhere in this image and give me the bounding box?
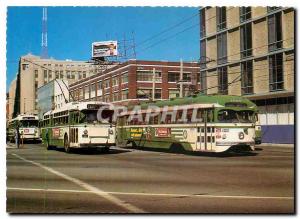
[196,109,207,151]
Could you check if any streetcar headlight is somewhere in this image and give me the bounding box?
[109,129,114,135]
[83,130,88,135]
[238,132,244,140]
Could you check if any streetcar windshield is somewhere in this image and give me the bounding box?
[19,120,39,127]
[80,109,114,124]
[217,110,255,123]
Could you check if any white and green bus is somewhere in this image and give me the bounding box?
[116,94,258,153]
[40,101,116,153]
[7,114,40,143]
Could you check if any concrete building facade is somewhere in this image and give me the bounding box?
[199,6,295,143]
[69,60,200,105]
[9,53,115,118]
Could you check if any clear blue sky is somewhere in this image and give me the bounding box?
[6,7,200,90]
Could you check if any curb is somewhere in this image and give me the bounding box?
[259,144,294,148]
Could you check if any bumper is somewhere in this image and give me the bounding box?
[78,143,115,148]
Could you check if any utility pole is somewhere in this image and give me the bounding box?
[152,68,156,101]
[179,59,183,98]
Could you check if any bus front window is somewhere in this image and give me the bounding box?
[19,120,39,127]
[80,109,114,124]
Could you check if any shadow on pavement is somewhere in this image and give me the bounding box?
[122,146,259,158]
[53,147,132,155]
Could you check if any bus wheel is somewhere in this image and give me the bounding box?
[64,135,71,153]
[102,147,110,153]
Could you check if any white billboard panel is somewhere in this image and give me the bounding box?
[92,41,118,58]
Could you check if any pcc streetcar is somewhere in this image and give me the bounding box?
[116,94,258,153]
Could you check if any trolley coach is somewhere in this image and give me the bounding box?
[116,94,258,153]
[7,114,40,142]
[40,101,116,153]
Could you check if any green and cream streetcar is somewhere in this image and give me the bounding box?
[40,101,116,153]
[116,94,258,153]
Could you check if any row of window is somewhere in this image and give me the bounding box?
[201,53,284,94]
[200,8,284,66]
[42,70,89,80]
[118,109,214,126]
[42,63,95,69]
[200,6,282,37]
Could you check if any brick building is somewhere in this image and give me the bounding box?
[69,60,200,105]
[8,53,115,119]
[199,7,295,143]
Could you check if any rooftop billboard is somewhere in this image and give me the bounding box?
[92,41,118,58]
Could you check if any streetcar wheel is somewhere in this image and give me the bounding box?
[64,135,71,153]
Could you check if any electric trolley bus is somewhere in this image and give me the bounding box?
[116,94,258,153]
[7,114,40,143]
[40,101,116,153]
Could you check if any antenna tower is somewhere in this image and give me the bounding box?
[41,7,48,59]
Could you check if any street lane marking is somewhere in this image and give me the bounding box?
[7,187,294,200]
[11,153,145,213]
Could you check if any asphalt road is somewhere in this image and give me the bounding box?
[6,143,294,214]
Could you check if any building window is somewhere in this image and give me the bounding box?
[55,71,59,79]
[267,7,281,13]
[83,71,86,78]
[240,7,251,22]
[241,61,253,95]
[121,73,128,83]
[200,9,206,37]
[72,71,75,79]
[66,71,70,79]
[183,73,191,82]
[218,67,228,94]
[200,71,207,94]
[113,92,119,102]
[137,89,161,99]
[268,12,282,52]
[104,94,110,102]
[34,70,38,79]
[78,71,82,79]
[22,64,29,70]
[240,23,252,58]
[269,53,284,91]
[60,71,63,79]
[90,83,96,98]
[84,85,90,99]
[200,40,206,69]
[217,33,227,64]
[137,70,162,82]
[216,7,226,31]
[97,81,102,96]
[79,87,84,100]
[104,79,110,89]
[168,72,180,82]
[48,70,52,79]
[169,90,180,99]
[112,77,119,86]
[44,70,47,79]
[121,90,129,100]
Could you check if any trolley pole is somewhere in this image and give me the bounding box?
[152,68,156,101]
[179,59,183,98]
